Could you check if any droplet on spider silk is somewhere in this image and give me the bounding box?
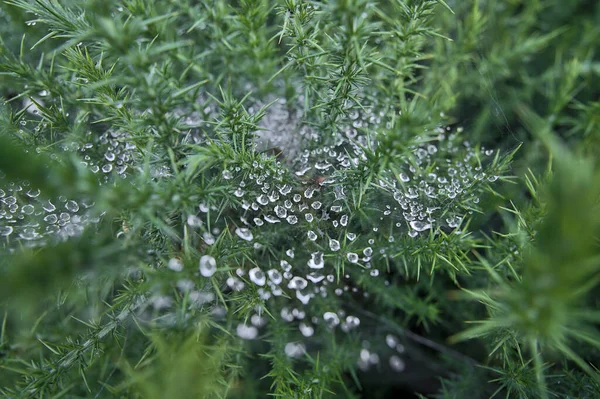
[308,251,324,269]
[347,252,359,263]
[222,169,233,179]
[409,220,431,232]
[0,226,13,236]
[329,238,340,252]
[267,269,283,284]
[288,276,308,290]
[65,200,79,212]
[389,355,406,372]
[275,205,287,218]
[323,312,340,328]
[285,342,306,358]
[235,227,253,241]
[249,267,266,286]
[187,215,203,227]
[199,255,217,277]
[168,258,184,272]
[299,322,314,337]
[237,323,258,340]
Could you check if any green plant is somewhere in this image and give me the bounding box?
[0,1,599,398]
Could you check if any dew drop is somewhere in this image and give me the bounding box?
[187,215,202,227]
[308,252,324,269]
[275,205,287,218]
[235,227,253,241]
[323,312,340,327]
[268,269,283,284]
[288,276,308,290]
[236,323,258,340]
[409,220,431,232]
[285,342,306,358]
[299,322,314,337]
[168,258,184,272]
[199,255,217,277]
[389,355,406,372]
[249,267,266,286]
[64,200,79,213]
[21,204,35,215]
[347,253,359,263]
[329,238,340,252]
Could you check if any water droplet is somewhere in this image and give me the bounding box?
[286,215,298,224]
[65,200,79,212]
[199,255,217,277]
[226,276,245,291]
[268,269,283,284]
[275,205,287,218]
[347,253,359,263]
[308,252,324,269]
[386,335,398,348]
[346,232,356,241]
[345,315,360,329]
[44,214,58,224]
[285,342,306,358]
[21,204,35,215]
[257,195,269,205]
[307,231,317,241]
[168,258,184,272]
[389,355,405,372]
[340,215,348,226]
[249,267,266,286]
[409,220,431,232]
[26,188,40,198]
[235,227,253,241]
[363,247,373,257]
[203,232,215,245]
[187,215,202,227]
[236,323,258,340]
[279,184,292,195]
[264,215,280,224]
[323,312,340,327]
[0,226,13,236]
[306,272,325,283]
[288,276,308,290]
[222,169,232,179]
[299,322,314,337]
[329,238,340,251]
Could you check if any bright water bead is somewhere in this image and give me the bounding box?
[199,255,217,277]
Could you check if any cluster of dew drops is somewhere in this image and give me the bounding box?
[0,104,139,248]
[159,97,499,372]
[1,89,499,374]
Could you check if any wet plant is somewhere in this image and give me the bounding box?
[0,1,599,398]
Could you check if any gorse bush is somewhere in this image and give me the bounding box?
[0,1,599,398]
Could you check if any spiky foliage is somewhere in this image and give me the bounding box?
[0,1,599,399]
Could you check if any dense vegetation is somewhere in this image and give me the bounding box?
[0,1,599,398]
